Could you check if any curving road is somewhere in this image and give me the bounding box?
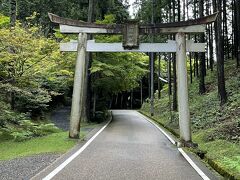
[34,110,218,180]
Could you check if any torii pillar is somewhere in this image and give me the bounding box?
[69,33,87,138]
[176,33,191,143]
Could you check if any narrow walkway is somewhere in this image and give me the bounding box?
[36,110,217,180]
[50,106,71,131]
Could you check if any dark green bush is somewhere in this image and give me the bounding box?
[93,110,110,123]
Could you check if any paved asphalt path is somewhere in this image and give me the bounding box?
[36,110,217,180]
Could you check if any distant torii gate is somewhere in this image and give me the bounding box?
[49,13,218,145]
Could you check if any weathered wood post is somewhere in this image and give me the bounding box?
[69,33,87,139]
[176,32,191,143]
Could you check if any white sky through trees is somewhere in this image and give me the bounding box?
[127,0,138,18]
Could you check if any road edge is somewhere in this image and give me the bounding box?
[31,112,113,180]
[136,111,212,180]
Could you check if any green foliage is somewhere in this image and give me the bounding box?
[0,0,129,34]
[91,52,148,93]
[0,14,75,142]
[93,110,111,123]
[20,120,61,137]
[136,0,171,23]
[89,15,148,111]
[0,100,28,127]
[0,83,52,114]
[0,13,9,27]
[10,131,34,142]
[0,102,61,142]
[0,15,74,116]
[96,14,116,25]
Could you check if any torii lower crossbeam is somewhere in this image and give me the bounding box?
[60,40,205,53]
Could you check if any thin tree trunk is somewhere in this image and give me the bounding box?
[193,0,199,78]
[177,0,180,22]
[205,1,210,70]
[172,0,178,111]
[157,54,161,99]
[199,0,206,94]
[182,0,186,21]
[172,54,177,111]
[121,94,124,108]
[10,0,17,28]
[223,0,229,59]
[214,0,227,104]
[187,0,193,83]
[115,94,118,107]
[190,53,193,83]
[82,0,94,122]
[110,96,113,109]
[93,90,96,117]
[140,79,143,104]
[148,55,151,98]
[209,24,214,71]
[236,0,240,67]
[194,52,199,77]
[233,0,239,67]
[168,57,172,96]
[131,91,133,109]
[232,1,235,60]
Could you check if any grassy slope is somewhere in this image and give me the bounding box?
[141,60,240,179]
[0,123,97,161]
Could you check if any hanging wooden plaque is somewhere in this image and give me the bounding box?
[123,20,139,50]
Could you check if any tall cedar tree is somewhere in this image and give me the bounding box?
[172,0,178,111]
[213,0,227,104]
[168,2,172,97]
[222,0,229,59]
[199,0,206,94]
[10,0,16,27]
[236,0,240,67]
[233,0,238,66]
[186,0,194,83]
[193,0,199,78]
[85,0,94,121]
[207,0,214,71]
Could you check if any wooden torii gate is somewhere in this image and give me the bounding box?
[49,13,218,145]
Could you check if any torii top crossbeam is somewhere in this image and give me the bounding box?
[48,13,218,34]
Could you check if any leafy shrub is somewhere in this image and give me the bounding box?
[10,131,34,142]
[0,84,52,117]
[206,121,240,142]
[0,14,9,28]
[33,123,61,136]
[93,111,111,123]
[0,116,61,142]
[0,100,29,127]
[20,120,61,137]
[94,111,105,123]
